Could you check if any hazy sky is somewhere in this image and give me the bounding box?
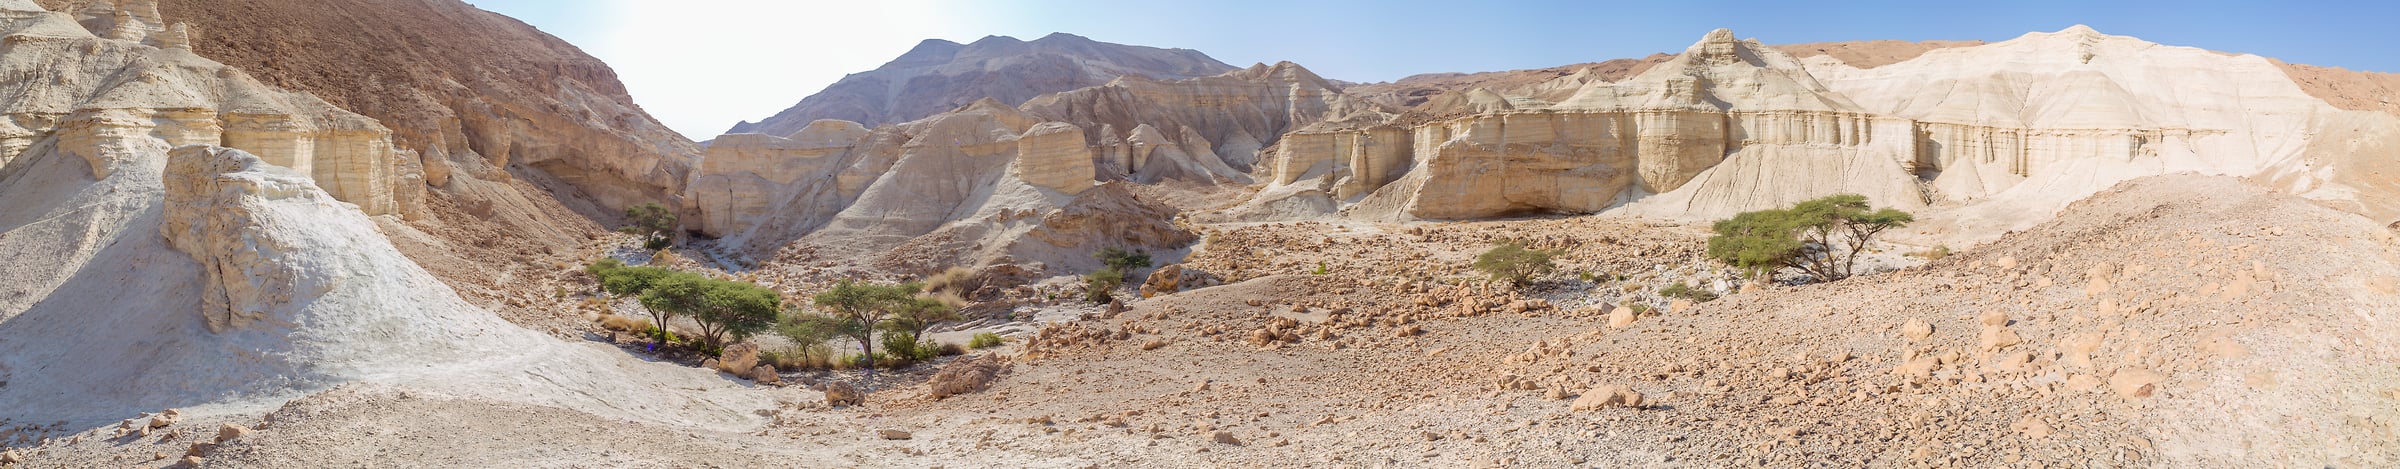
[462,0,2397,140]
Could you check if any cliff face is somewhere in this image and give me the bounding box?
[729,33,1236,136]
[38,0,700,218]
[1249,27,2400,237]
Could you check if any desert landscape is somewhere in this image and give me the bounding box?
[0,0,2395,467]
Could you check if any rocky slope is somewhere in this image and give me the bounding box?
[729,33,1236,136]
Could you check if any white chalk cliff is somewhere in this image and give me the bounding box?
[1244,27,2400,239]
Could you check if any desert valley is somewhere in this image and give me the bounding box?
[0,0,2396,467]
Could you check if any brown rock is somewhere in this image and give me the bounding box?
[2109,369,2166,398]
[1141,264,1185,298]
[878,429,913,440]
[750,365,780,385]
[1607,305,1638,328]
[824,382,865,406]
[929,356,1006,399]
[1901,319,1934,341]
[214,424,251,443]
[719,342,761,375]
[1570,385,1643,410]
[1211,430,1242,445]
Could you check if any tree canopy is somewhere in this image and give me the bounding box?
[1473,242,1560,286]
[1707,194,1913,283]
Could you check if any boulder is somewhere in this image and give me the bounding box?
[719,342,760,376]
[929,356,1007,399]
[214,424,251,443]
[1141,264,1186,297]
[750,365,779,385]
[1570,385,1644,410]
[824,382,864,406]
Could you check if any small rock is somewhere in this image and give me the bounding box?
[2011,415,2054,439]
[180,456,204,467]
[878,429,912,440]
[1901,319,1933,341]
[2109,368,2166,398]
[1210,431,1242,445]
[750,365,780,385]
[0,450,20,464]
[215,423,251,443]
[1607,306,1637,328]
[185,442,214,457]
[1570,385,1643,411]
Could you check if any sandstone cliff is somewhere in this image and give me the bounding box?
[730,33,1236,136]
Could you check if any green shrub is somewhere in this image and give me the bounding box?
[1473,242,1560,286]
[969,332,1007,349]
[880,332,940,366]
[642,236,672,251]
[1312,262,1329,276]
[621,202,677,250]
[1660,283,1719,303]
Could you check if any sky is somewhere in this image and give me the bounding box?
[462,0,2398,141]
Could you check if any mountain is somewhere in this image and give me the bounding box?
[725,33,1236,136]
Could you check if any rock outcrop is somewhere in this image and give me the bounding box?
[730,33,1236,136]
[57,0,704,217]
[1244,26,2400,234]
[697,61,1382,271]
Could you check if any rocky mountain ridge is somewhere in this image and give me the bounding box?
[729,33,1237,137]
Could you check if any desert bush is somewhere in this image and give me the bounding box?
[924,267,980,304]
[1909,245,1953,260]
[1660,283,1719,303]
[1473,242,1560,286]
[597,313,652,332]
[1084,268,1123,304]
[813,280,933,376]
[969,332,1007,349]
[937,342,966,356]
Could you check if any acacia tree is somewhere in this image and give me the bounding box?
[587,258,675,343]
[622,202,677,250]
[812,280,920,387]
[1473,242,1560,286]
[1708,194,1913,283]
[881,294,960,341]
[637,272,781,354]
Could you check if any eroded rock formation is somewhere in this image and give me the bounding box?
[1248,26,2400,234]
